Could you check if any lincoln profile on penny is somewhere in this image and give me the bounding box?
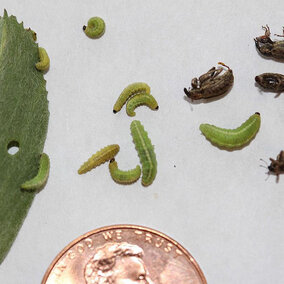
[84,242,154,284]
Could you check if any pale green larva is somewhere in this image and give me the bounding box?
[83,17,105,39]
[78,144,120,174]
[21,153,50,191]
[199,112,261,149]
[113,82,151,114]
[35,47,50,71]
[109,159,141,184]
[130,120,157,186]
[126,93,159,117]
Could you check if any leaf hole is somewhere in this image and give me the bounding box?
[7,140,20,155]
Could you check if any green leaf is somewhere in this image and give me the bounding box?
[0,10,49,263]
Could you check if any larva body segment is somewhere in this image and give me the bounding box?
[21,153,50,191]
[109,159,141,184]
[113,82,151,113]
[83,17,105,39]
[35,47,50,71]
[126,93,159,117]
[78,144,120,174]
[130,120,157,186]
[199,113,261,149]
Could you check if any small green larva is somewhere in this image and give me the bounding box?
[78,144,120,174]
[21,153,50,191]
[126,93,159,117]
[25,28,37,41]
[199,112,261,149]
[109,159,141,184]
[130,120,157,186]
[113,82,151,114]
[35,47,50,71]
[83,17,105,39]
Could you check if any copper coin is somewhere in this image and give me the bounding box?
[42,224,207,284]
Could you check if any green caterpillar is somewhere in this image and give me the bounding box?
[130,120,157,186]
[126,93,159,117]
[35,47,50,71]
[21,153,50,191]
[113,82,151,114]
[109,159,141,184]
[83,17,105,39]
[78,144,120,174]
[199,112,261,149]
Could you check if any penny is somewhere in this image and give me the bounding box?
[42,225,207,284]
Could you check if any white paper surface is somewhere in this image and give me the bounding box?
[0,0,283,283]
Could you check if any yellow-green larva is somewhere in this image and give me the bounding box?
[113,82,151,114]
[130,120,157,186]
[83,17,105,39]
[78,144,120,174]
[109,159,141,184]
[21,153,50,191]
[199,112,261,149]
[35,47,50,71]
[126,93,159,117]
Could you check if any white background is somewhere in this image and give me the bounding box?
[0,0,283,283]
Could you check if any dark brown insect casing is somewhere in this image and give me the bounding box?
[255,73,284,92]
[268,151,284,182]
[270,41,284,59]
[255,40,284,60]
[185,69,234,100]
[254,26,284,60]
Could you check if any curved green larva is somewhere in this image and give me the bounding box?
[35,47,50,71]
[109,159,141,184]
[126,93,159,117]
[78,144,120,174]
[113,82,151,114]
[21,153,50,191]
[83,17,105,39]
[199,112,261,149]
[130,120,157,186]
